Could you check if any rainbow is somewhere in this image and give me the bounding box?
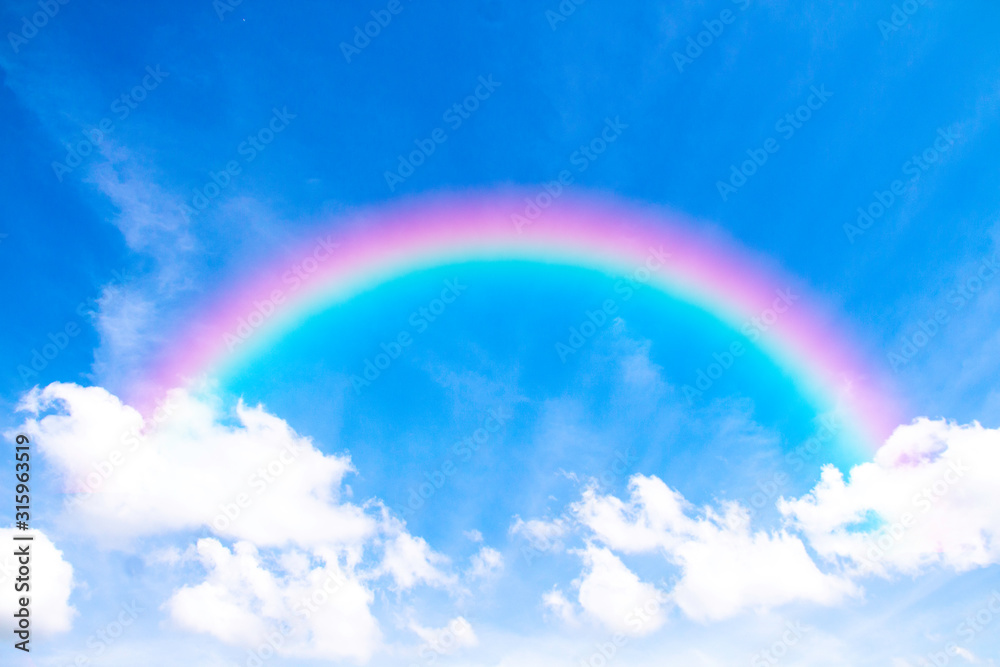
[134,192,903,449]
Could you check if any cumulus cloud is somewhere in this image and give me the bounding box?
[467,546,504,580]
[166,538,381,662]
[542,587,577,625]
[19,381,1000,657]
[780,418,1000,576]
[574,544,667,636]
[379,522,455,591]
[572,475,692,554]
[523,418,1000,628]
[15,382,459,659]
[509,515,569,553]
[571,475,857,622]
[408,616,478,656]
[17,383,374,548]
[0,529,76,636]
[665,503,858,621]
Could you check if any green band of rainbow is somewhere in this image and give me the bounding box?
[135,193,903,450]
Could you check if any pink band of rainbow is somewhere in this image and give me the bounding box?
[133,193,903,449]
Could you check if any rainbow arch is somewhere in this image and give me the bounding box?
[135,193,902,449]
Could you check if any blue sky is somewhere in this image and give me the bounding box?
[2,1,1000,665]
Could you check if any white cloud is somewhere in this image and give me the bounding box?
[17,383,374,549]
[665,504,858,621]
[573,544,666,636]
[0,529,76,635]
[530,418,1000,628]
[509,515,569,552]
[166,538,382,662]
[379,522,454,591]
[18,381,1000,660]
[408,616,478,656]
[542,587,577,625]
[467,546,504,580]
[15,382,462,659]
[780,418,1000,576]
[572,475,692,554]
[571,475,857,622]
